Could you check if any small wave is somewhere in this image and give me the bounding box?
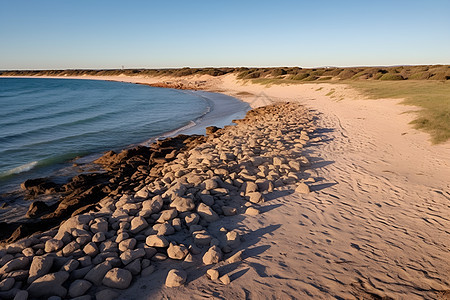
[0,161,38,178]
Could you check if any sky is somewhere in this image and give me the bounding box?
[1,0,449,69]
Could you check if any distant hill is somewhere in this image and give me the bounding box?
[1,65,449,81]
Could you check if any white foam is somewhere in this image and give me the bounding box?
[1,161,38,177]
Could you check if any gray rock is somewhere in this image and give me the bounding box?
[248,191,264,203]
[28,255,54,283]
[295,182,310,194]
[0,277,15,291]
[68,279,92,298]
[170,197,195,212]
[124,258,141,275]
[145,235,169,248]
[120,248,145,265]
[13,290,28,300]
[102,268,132,289]
[197,203,219,222]
[152,223,175,236]
[130,216,148,234]
[165,269,187,287]
[0,257,29,274]
[83,242,99,257]
[206,269,219,280]
[84,261,112,286]
[167,243,189,260]
[202,245,223,265]
[61,259,79,272]
[119,238,137,252]
[27,271,69,298]
[92,232,106,243]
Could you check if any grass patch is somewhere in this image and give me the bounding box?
[326,89,335,96]
[348,81,450,144]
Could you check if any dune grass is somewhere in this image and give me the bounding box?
[348,81,450,144]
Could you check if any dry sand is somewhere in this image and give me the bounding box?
[2,74,449,299]
[108,74,450,299]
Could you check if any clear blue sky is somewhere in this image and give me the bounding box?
[1,0,449,69]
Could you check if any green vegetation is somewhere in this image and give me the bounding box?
[349,81,450,144]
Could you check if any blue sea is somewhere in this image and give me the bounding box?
[0,78,248,200]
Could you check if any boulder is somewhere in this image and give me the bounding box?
[170,197,195,212]
[102,268,132,289]
[0,257,29,274]
[83,242,99,257]
[226,231,241,248]
[27,271,69,298]
[120,248,146,265]
[167,243,189,260]
[45,239,64,253]
[95,289,120,300]
[222,206,237,216]
[28,255,54,284]
[145,235,169,248]
[0,278,15,291]
[248,192,263,204]
[245,207,259,216]
[202,245,223,265]
[130,216,148,234]
[142,195,163,214]
[197,203,219,222]
[165,269,187,287]
[295,182,310,194]
[206,269,219,280]
[219,274,231,285]
[84,261,112,286]
[68,279,92,298]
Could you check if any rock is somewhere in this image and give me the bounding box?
[44,239,64,253]
[26,200,51,218]
[245,207,259,216]
[243,182,258,195]
[199,194,214,206]
[222,206,237,216]
[28,255,54,284]
[226,231,241,248]
[92,232,106,243]
[295,182,310,194]
[0,278,14,291]
[248,192,263,203]
[119,238,136,252]
[61,259,79,272]
[83,242,99,257]
[62,241,80,256]
[206,269,219,280]
[203,179,218,191]
[153,223,175,236]
[68,279,92,298]
[165,269,187,287]
[13,290,28,300]
[197,203,219,222]
[102,268,132,289]
[90,219,108,233]
[78,256,92,268]
[172,218,182,231]
[124,258,141,275]
[170,197,195,212]
[156,209,177,223]
[145,235,169,248]
[84,261,112,286]
[95,289,120,300]
[226,250,244,263]
[0,257,29,274]
[130,216,149,234]
[185,213,200,227]
[202,245,223,265]
[27,271,69,298]
[167,243,189,260]
[142,195,163,214]
[219,274,231,285]
[120,248,145,265]
[193,231,212,246]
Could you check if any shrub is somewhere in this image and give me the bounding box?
[271,68,287,77]
[291,73,310,80]
[379,73,404,80]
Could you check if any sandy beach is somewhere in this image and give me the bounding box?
[0,74,449,299]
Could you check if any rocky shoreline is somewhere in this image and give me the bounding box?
[0,102,318,299]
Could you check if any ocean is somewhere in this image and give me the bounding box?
[0,78,248,209]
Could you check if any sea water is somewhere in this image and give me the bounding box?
[0,78,217,194]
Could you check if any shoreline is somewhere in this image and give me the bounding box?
[0,79,249,224]
[0,74,449,298]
